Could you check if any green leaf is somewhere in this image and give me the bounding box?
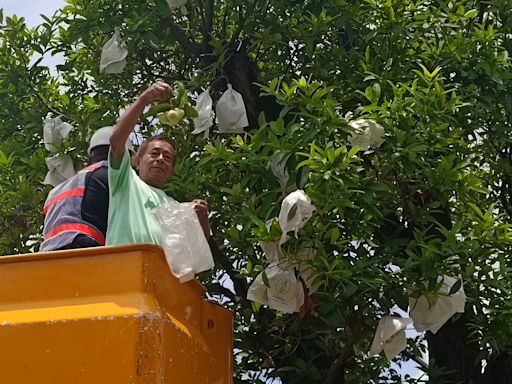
[367,182,388,192]
[241,206,265,226]
[371,83,381,103]
[154,0,170,16]
[427,277,438,292]
[346,146,360,159]
[287,203,298,224]
[329,227,340,243]
[183,104,198,118]
[262,270,270,288]
[464,9,478,19]
[468,203,485,220]
[143,103,172,118]
[430,66,442,79]
[449,279,462,295]
[258,111,266,127]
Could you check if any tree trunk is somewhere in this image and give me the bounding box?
[426,314,480,383]
[429,317,512,384]
[477,352,512,384]
[220,41,281,128]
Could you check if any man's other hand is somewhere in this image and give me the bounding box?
[193,199,211,239]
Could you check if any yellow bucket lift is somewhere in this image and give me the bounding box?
[0,244,233,383]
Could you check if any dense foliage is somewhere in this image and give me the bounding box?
[1,0,512,382]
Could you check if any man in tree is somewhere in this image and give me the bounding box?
[107,81,210,246]
[40,126,122,251]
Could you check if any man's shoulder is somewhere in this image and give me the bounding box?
[108,148,130,170]
[84,160,108,181]
[88,164,108,181]
[46,169,81,196]
[79,160,107,173]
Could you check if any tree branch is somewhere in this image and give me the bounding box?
[220,0,229,39]
[207,282,237,302]
[323,345,352,384]
[208,236,248,298]
[323,310,365,384]
[229,0,259,46]
[500,179,512,218]
[205,0,214,43]
[409,355,428,371]
[165,22,202,57]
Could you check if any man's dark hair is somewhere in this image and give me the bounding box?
[88,145,109,164]
[136,134,177,163]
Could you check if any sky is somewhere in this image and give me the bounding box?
[0,0,67,71]
[0,0,66,27]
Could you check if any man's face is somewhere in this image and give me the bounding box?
[135,140,175,188]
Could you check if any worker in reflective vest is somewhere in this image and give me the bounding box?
[40,126,132,251]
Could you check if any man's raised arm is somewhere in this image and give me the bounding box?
[109,81,173,168]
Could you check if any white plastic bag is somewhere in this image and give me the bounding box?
[258,240,281,263]
[153,200,214,282]
[216,83,248,134]
[166,0,188,14]
[246,271,269,306]
[43,154,76,187]
[258,218,285,262]
[100,28,128,74]
[43,117,73,153]
[192,88,213,137]
[278,190,315,244]
[247,220,305,313]
[348,119,385,151]
[266,263,302,313]
[268,151,289,189]
[409,275,466,334]
[369,316,412,361]
[247,262,304,314]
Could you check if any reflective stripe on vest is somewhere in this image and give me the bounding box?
[44,188,85,214]
[82,162,103,172]
[45,223,105,245]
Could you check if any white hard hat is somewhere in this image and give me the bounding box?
[87,126,133,155]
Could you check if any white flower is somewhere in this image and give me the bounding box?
[348,119,385,151]
[409,275,466,334]
[369,316,412,361]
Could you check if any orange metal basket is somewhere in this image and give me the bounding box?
[0,244,233,383]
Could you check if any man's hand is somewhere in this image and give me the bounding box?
[140,81,173,104]
[110,81,173,169]
[193,199,211,239]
